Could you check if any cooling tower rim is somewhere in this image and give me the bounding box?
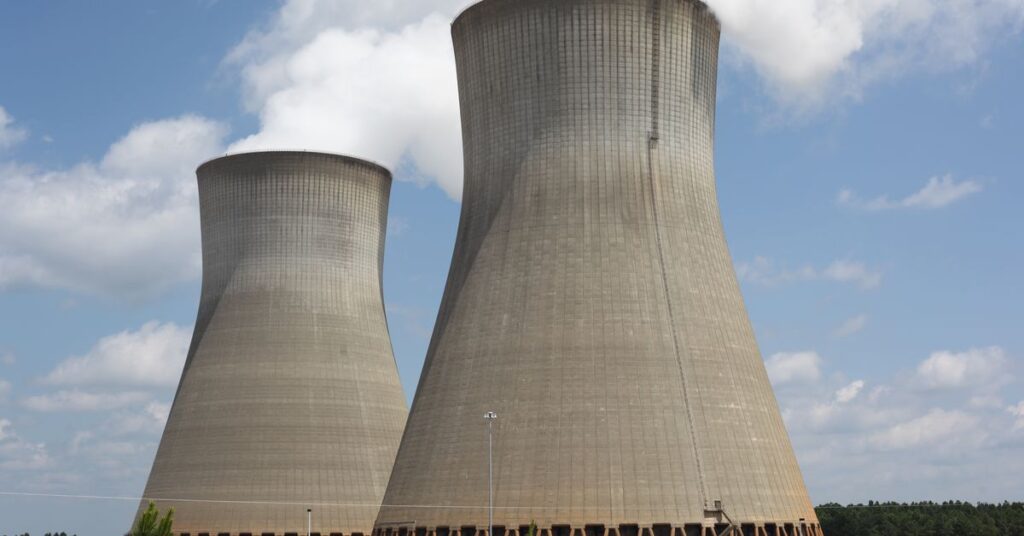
[197,150,393,180]
[452,0,720,30]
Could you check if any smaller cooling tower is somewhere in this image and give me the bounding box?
[136,151,408,536]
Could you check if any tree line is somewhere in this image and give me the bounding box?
[3,501,173,536]
[816,501,1024,536]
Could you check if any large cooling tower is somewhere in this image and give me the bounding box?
[138,152,408,535]
[376,2,820,536]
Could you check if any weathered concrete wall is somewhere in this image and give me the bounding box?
[377,0,818,534]
[139,151,408,535]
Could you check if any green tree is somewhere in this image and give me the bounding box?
[131,501,174,536]
[816,502,1024,536]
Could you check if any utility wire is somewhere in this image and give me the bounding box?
[0,491,1017,510]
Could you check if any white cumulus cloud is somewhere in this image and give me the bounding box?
[228,0,473,70]
[707,0,1024,110]
[915,346,1009,390]
[0,106,28,149]
[228,11,463,199]
[765,351,823,385]
[0,115,226,298]
[839,175,983,210]
[44,321,190,388]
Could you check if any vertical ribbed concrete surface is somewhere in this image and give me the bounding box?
[139,152,408,535]
[377,1,818,536]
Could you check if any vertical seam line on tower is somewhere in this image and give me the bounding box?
[646,0,710,509]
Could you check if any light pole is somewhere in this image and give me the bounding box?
[307,508,312,536]
[484,411,498,536]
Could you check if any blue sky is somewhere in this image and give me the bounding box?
[0,1,1022,534]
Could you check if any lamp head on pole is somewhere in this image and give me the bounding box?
[484,411,497,421]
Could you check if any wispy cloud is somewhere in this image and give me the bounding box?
[835,380,866,404]
[737,257,882,290]
[388,216,411,237]
[1008,401,1024,430]
[387,303,435,341]
[103,402,172,436]
[867,408,980,450]
[765,351,823,385]
[834,314,869,338]
[839,175,983,211]
[0,419,52,471]
[823,260,883,289]
[0,106,28,149]
[43,321,190,388]
[21,390,152,412]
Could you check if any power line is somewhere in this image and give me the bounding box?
[0,491,1018,510]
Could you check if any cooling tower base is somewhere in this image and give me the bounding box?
[372,522,823,536]
[172,532,371,536]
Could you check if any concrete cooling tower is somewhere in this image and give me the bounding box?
[138,152,408,536]
[376,2,820,536]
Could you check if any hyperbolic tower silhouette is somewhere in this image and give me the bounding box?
[139,152,408,535]
[376,1,819,536]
